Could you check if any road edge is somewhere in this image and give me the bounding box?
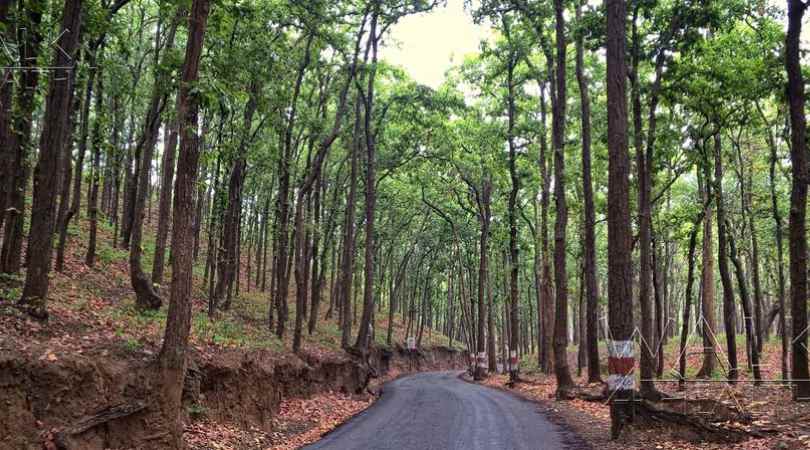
[458,372,594,450]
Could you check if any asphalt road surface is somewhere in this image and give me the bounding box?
[304,371,581,450]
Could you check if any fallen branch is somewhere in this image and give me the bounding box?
[53,400,147,449]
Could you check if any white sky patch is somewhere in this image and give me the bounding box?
[381,0,492,89]
[381,1,806,89]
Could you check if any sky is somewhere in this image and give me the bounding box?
[381,0,491,89]
[381,1,805,91]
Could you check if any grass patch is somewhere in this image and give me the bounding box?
[98,243,128,265]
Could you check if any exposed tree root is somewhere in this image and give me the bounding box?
[623,397,771,443]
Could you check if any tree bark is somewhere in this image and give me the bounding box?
[273,34,312,339]
[86,61,105,267]
[713,133,738,383]
[152,96,180,285]
[539,82,554,375]
[630,7,657,396]
[339,100,361,348]
[212,82,258,316]
[130,14,181,311]
[786,0,810,400]
[679,212,702,390]
[759,102,789,380]
[56,47,100,272]
[606,0,635,437]
[575,0,601,383]
[18,0,83,319]
[1,0,43,275]
[472,180,491,379]
[697,162,718,378]
[157,0,210,446]
[727,221,762,383]
[355,9,380,352]
[552,0,574,397]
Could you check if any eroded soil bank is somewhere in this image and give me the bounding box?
[0,344,464,449]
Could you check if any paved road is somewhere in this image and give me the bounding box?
[304,371,580,450]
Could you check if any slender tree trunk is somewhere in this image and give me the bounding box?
[212,82,258,315]
[713,134,738,383]
[630,9,657,396]
[679,213,702,390]
[340,101,361,348]
[474,180,491,380]
[576,0,601,383]
[130,15,181,310]
[152,96,180,284]
[539,83,554,375]
[503,40,521,383]
[552,0,574,397]
[0,4,12,238]
[697,163,718,378]
[86,62,105,267]
[54,79,81,273]
[760,102,789,380]
[273,36,312,340]
[1,0,43,275]
[728,222,762,383]
[56,47,100,271]
[355,10,380,352]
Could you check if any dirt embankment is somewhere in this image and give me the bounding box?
[0,345,465,449]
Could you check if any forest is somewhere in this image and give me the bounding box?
[1,0,810,448]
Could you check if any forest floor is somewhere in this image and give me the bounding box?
[479,343,810,450]
[0,208,460,449]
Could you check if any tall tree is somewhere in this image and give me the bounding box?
[130,12,182,311]
[786,0,810,400]
[0,0,44,275]
[18,0,83,319]
[575,0,601,384]
[157,0,211,445]
[552,0,574,398]
[355,5,381,352]
[606,0,635,438]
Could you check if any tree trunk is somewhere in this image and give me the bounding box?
[679,213,702,390]
[56,47,100,272]
[606,0,635,437]
[152,96,179,285]
[727,222,762,383]
[474,180,491,380]
[713,134,738,383]
[786,0,810,400]
[576,0,601,384]
[157,0,210,445]
[339,100,361,348]
[18,0,83,319]
[355,9,380,352]
[0,4,12,238]
[552,0,574,397]
[760,102,789,380]
[539,82,554,375]
[54,76,81,273]
[630,8,657,396]
[86,62,104,267]
[697,163,718,378]
[273,35,312,340]
[212,82,258,316]
[503,38,521,383]
[130,15,181,311]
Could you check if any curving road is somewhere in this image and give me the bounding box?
[304,371,582,450]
